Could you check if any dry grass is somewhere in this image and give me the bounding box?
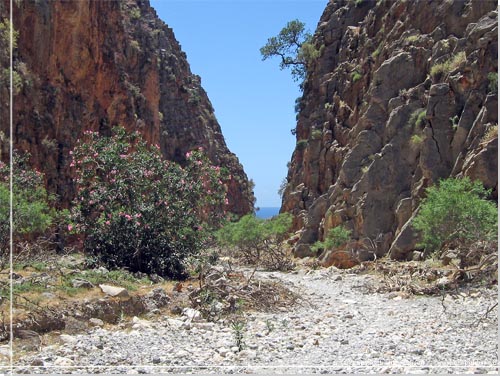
[430,51,466,78]
[482,124,497,144]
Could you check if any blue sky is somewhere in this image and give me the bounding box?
[151,0,328,208]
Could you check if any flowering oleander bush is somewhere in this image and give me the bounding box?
[69,126,227,279]
[0,152,55,263]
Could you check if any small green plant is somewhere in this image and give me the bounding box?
[408,109,426,128]
[430,51,466,78]
[449,115,459,130]
[361,166,369,174]
[410,134,424,145]
[405,35,419,43]
[413,177,497,255]
[311,129,322,140]
[265,319,275,334]
[130,39,141,52]
[231,321,246,352]
[311,226,351,254]
[296,139,308,150]
[487,72,497,93]
[351,71,362,83]
[371,45,381,59]
[354,0,365,7]
[129,7,141,20]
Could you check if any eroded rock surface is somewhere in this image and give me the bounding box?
[281,0,498,261]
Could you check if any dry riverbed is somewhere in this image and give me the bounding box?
[3,265,498,374]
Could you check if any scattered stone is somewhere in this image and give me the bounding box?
[72,278,95,289]
[59,334,77,344]
[170,305,183,315]
[89,317,104,327]
[30,359,44,366]
[182,308,202,323]
[53,356,74,366]
[99,284,129,298]
[143,287,170,311]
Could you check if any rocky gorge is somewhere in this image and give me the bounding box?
[0,0,497,373]
[281,0,498,263]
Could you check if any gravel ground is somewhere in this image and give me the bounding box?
[6,267,499,374]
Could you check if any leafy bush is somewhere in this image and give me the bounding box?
[311,226,351,254]
[69,127,227,279]
[216,213,293,270]
[413,177,497,263]
[0,153,55,262]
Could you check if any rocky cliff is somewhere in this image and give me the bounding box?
[282,0,497,262]
[0,0,254,215]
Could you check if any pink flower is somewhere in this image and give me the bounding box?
[125,214,132,221]
[68,224,73,231]
[105,221,110,225]
[185,151,192,158]
[135,213,142,218]
[224,198,229,205]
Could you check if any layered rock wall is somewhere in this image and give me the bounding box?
[0,0,254,215]
[282,0,497,261]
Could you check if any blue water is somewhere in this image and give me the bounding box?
[256,207,281,219]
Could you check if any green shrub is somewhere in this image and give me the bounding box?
[351,71,362,83]
[408,109,426,128]
[487,72,497,93]
[430,52,466,78]
[410,134,424,145]
[413,177,497,255]
[216,213,293,270]
[296,139,308,150]
[311,226,351,254]
[0,153,55,256]
[69,127,227,279]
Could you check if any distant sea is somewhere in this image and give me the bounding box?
[256,207,281,219]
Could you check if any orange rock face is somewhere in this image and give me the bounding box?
[1,0,254,215]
